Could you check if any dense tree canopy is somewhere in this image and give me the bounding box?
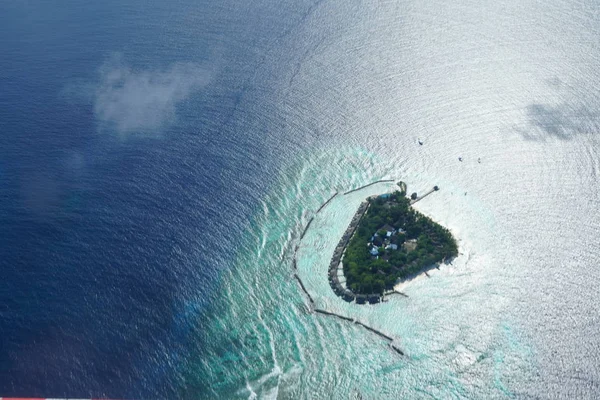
[342,191,457,295]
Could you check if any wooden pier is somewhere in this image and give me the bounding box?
[410,186,439,205]
[383,289,409,298]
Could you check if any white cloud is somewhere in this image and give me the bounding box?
[93,55,211,135]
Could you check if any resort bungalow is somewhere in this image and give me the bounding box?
[332,275,341,289]
[380,224,395,236]
[342,289,355,302]
[367,294,381,304]
[372,235,383,247]
[355,294,367,304]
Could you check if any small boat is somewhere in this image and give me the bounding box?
[418,139,423,145]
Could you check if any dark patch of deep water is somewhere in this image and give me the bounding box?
[0,0,316,397]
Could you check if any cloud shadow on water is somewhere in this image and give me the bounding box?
[519,102,599,141]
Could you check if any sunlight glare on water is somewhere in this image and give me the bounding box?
[194,0,600,397]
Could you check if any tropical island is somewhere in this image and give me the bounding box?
[328,184,457,303]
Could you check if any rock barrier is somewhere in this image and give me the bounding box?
[343,179,394,196]
[316,191,338,214]
[314,308,404,355]
[314,308,354,322]
[294,273,314,305]
[300,216,315,241]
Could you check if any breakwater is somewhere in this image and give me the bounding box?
[314,308,353,322]
[343,179,394,195]
[316,191,338,214]
[290,188,405,357]
[294,273,315,305]
[299,216,314,241]
[288,192,338,263]
[354,320,393,341]
[293,192,343,305]
[314,309,404,355]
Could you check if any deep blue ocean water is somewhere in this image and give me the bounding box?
[0,0,304,397]
[2,0,600,398]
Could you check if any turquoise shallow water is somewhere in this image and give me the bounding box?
[191,147,538,398]
[188,0,600,395]
[2,0,600,397]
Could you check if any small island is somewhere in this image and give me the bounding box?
[328,184,457,304]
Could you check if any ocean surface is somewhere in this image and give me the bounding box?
[1,0,599,398]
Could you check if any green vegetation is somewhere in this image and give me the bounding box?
[342,190,458,295]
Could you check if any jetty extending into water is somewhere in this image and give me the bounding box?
[384,289,409,298]
[410,186,439,205]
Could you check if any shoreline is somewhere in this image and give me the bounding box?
[327,200,375,303]
[392,265,436,292]
[292,183,406,356]
[329,184,455,304]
